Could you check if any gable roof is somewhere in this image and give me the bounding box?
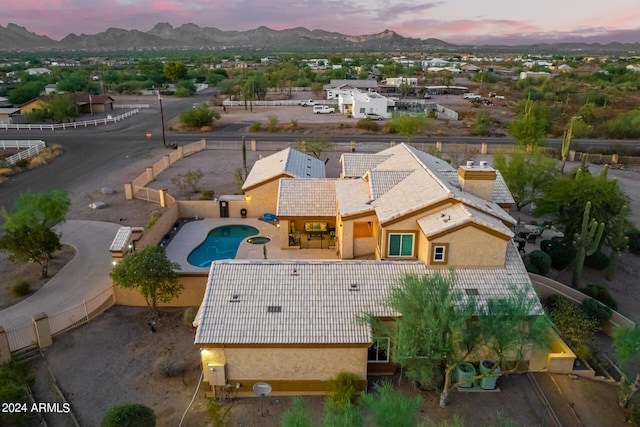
[276,178,337,217]
[242,148,326,191]
[337,143,515,226]
[194,246,539,346]
[417,204,514,240]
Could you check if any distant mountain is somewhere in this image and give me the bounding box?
[0,22,637,53]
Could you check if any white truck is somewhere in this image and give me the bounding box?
[463,93,481,100]
[300,99,318,107]
[313,105,335,114]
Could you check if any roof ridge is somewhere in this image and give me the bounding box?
[400,143,454,196]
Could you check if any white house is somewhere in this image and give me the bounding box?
[349,90,390,119]
[385,77,418,88]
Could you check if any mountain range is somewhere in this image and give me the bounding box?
[1,22,639,54]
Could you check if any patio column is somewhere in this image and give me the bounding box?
[32,312,52,349]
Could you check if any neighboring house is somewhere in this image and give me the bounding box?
[349,90,390,119]
[44,84,58,95]
[194,144,540,397]
[323,79,378,93]
[519,71,552,80]
[241,148,326,215]
[19,97,48,115]
[0,107,21,124]
[26,67,51,75]
[72,94,115,115]
[385,77,418,88]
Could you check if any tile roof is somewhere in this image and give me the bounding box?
[417,204,514,239]
[335,179,375,218]
[276,178,337,217]
[340,153,391,178]
[194,247,540,346]
[242,148,326,191]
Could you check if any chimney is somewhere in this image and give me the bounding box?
[458,161,496,201]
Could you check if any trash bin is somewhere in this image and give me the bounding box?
[456,362,476,388]
[479,359,500,390]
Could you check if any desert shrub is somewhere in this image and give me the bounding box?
[585,250,610,270]
[153,355,185,377]
[327,372,361,403]
[627,228,640,255]
[267,116,279,132]
[145,213,160,230]
[548,296,599,359]
[179,104,217,128]
[10,279,32,297]
[540,238,575,270]
[524,262,540,274]
[280,397,312,427]
[249,121,262,132]
[356,118,380,131]
[529,250,551,275]
[102,403,156,427]
[199,190,215,200]
[361,381,422,427]
[581,297,612,324]
[15,158,29,169]
[289,119,299,131]
[0,358,35,426]
[580,284,618,310]
[183,306,199,326]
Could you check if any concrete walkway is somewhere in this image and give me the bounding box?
[0,220,120,329]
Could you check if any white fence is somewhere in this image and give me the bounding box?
[5,288,115,352]
[0,139,46,165]
[113,104,150,109]
[0,109,139,131]
[222,99,331,107]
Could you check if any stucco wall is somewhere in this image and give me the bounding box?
[428,225,507,267]
[113,273,207,307]
[244,179,280,216]
[200,345,368,396]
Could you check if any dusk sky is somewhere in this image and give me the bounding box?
[2,0,639,44]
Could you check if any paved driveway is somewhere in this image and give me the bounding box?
[0,220,120,329]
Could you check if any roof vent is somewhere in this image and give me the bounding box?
[291,267,298,276]
[466,160,474,167]
[464,288,480,296]
[349,284,360,292]
[229,294,241,302]
[480,161,488,168]
[267,306,282,313]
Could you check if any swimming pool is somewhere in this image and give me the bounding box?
[187,225,259,267]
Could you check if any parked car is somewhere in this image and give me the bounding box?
[313,105,335,114]
[463,93,481,100]
[300,99,318,106]
[365,113,384,121]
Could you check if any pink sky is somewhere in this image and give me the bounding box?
[2,0,639,44]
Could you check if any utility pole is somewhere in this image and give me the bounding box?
[158,92,167,147]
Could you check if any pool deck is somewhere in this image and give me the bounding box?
[165,218,339,273]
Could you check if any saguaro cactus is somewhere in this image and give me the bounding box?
[572,201,604,287]
[606,205,629,280]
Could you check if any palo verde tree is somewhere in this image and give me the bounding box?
[388,113,429,145]
[293,137,334,160]
[506,97,550,149]
[533,160,628,246]
[383,270,549,408]
[493,149,558,211]
[0,189,70,278]
[111,245,183,318]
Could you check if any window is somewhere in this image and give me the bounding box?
[431,244,448,264]
[388,233,414,257]
[368,337,390,363]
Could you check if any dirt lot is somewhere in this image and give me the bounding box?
[2,96,640,426]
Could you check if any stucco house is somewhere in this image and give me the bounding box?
[241,147,326,216]
[349,90,390,119]
[194,143,541,397]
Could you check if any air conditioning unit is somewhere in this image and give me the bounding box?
[207,364,226,386]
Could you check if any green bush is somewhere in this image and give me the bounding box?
[580,284,618,310]
[541,238,575,270]
[326,372,361,403]
[250,121,262,132]
[102,403,156,427]
[356,118,380,131]
[524,262,540,274]
[199,190,215,200]
[585,250,609,270]
[179,105,218,128]
[630,403,640,426]
[10,279,32,297]
[627,228,640,255]
[529,250,551,275]
[361,381,422,427]
[0,358,35,426]
[153,355,185,377]
[15,158,29,169]
[145,214,160,230]
[267,116,279,132]
[581,297,612,324]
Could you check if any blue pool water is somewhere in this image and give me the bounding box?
[187,225,259,267]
